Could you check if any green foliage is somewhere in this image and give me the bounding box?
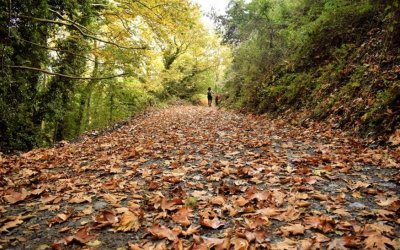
[218,0,399,136]
[184,196,198,207]
[0,0,229,152]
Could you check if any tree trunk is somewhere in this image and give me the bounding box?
[75,42,99,135]
[109,85,115,125]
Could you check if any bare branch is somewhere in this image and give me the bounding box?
[8,65,128,80]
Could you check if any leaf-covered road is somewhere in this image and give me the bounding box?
[1,106,399,249]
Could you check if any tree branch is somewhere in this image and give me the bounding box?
[49,8,95,35]
[17,15,148,50]
[13,37,141,66]
[8,65,128,80]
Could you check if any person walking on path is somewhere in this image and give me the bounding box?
[207,87,213,107]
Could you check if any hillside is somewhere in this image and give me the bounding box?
[219,0,399,142]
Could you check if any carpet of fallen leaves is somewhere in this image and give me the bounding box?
[1,105,400,250]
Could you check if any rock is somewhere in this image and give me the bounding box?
[93,201,107,210]
[379,182,397,189]
[349,202,365,209]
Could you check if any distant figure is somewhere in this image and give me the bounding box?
[207,87,213,107]
[215,93,221,107]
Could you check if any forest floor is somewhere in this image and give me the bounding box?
[1,105,400,250]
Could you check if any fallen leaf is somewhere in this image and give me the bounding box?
[0,217,24,232]
[115,211,140,232]
[364,233,393,249]
[86,240,102,247]
[209,196,225,206]
[200,216,225,229]
[57,227,96,245]
[231,237,249,250]
[161,197,183,211]
[333,208,351,217]
[93,210,118,227]
[270,238,297,250]
[304,216,335,233]
[172,207,192,226]
[69,193,92,204]
[388,129,400,145]
[280,223,305,236]
[40,195,59,204]
[148,224,179,241]
[4,189,29,204]
[182,225,201,236]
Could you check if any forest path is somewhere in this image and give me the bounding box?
[1,105,399,249]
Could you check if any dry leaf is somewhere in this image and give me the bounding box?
[280,223,305,236]
[172,207,192,226]
[0,217,24,232]
[200,216,225,229]
[4,189,29,204]
[364,233,393,250]
[148,224,179,241]
[115,211,140,232]
[231,237,249,250]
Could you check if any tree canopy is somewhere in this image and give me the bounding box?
[0,0,231,151]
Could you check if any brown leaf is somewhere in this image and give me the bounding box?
[115,211,140,232]
[4,188,29,204]
[200,215,225,229]
[280,223,305,236]
[365,223,394,235]
[256,207,283,217]
[182,225,201,236]
[314,233,330,243]
[160,197,183,211]
[327,238,348,250]
[244,187,271,201]
[333,208,351,217]
[40,195,59,204]
[244,216,269,229]
[231,237,249,250]
[364,233,393,250]
[148,224,179,241]
[0,217,24,232]
[209,196,225,206]
[304,215,335,233]
[373,209,395,219]
[376,197,399,207]
[93,210,118,227]
[235,196,249,207]
[172,207,192,226]
[81,206,93,215]
[74,227,96,244]
[243,230,267,244]
[327,236,360,250]
[48,208,74,227]
[102,193,120,206]
[56,226,96,245]
[69,193,92,204]
[389,129,400,145]
[277,206,302,222]
[128,242,144,250]
[173,239,184,250]
[299,239,314,250]
[193,235,225,249]
[312,192,329,201]
[270,238,297,250]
